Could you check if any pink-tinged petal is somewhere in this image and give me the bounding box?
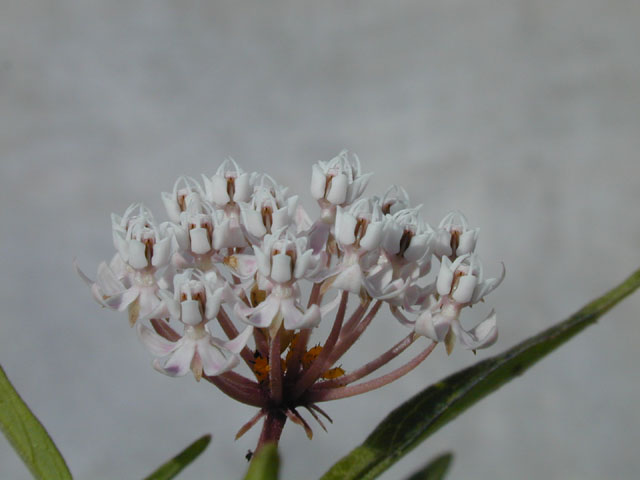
[158,289,180,319]
[452,274,478,304]
[154,340,195,377]
[229,254,258,278]
[310,164,326,200]
[138,287,161,317]
[181,299,202,325]
[151,236,171,267]
[332,264,363,294]
[390,306,415,327]
[222,325,254,354]
[436,257,454,296]
[137,324,178,356]
[95,261,126,294]
[250,296,281,328]
[196,338,232,376]
[103,287,140,311]
[453,310,498,350]
[326,173,348,204]
[295,204,313,232]
[271,253,292,283]
[308,221,331,254]
[189,228,211,254]
[282,299,320,330]
[415,309,451,342]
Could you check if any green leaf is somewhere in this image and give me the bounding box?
[321,267,640,480]
[0,365,73,480]
[243,444,280,480]
[405,452,453,480]
[143,434,211,480]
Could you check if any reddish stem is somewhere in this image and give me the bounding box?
[269,329,283,404]
[316,332,417,389]
[327,300,382,366]
[292,291,349,399]
[307,341,437,402]
[255,410,287,453]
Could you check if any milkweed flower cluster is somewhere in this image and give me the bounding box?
[77,151,504,451]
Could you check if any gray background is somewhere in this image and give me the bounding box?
[1,1,640,479]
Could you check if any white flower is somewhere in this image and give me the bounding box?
[433,211,479,260]
[240,174,298,240]
[75,255,163,325]
[436,254,504,306]
[203,158,253,209]
[415,300,498,352]
[377,185,411,215]
[161,176,204,223]
[138,322,253,379]
[310,150,372,221]
[112,204,172,270]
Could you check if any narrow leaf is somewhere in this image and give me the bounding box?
[0,365,73,480]
[243,443,280,480]
[321,267,640,480]
[143,434,211,480]
[405,452,453,480]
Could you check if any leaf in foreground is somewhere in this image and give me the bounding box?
[243,444,280,480]
[321,267,640,480]
[405,452,453,480]
[0,365,73,480]
[143,434,211,480]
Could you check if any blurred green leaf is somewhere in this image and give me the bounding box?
[143,434,211,480]
[404,452,453,480]
[321,267,640,480]
[0,365,73,480]
[243,444,279,480]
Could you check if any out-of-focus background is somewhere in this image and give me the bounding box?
[1,1,639,479]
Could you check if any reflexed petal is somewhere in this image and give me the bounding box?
[95,261,125,294]
[282,299,320,330]
[154,340,196,377]
[471,262,506,304]
[245,295,281,328]
[138,286,161,317]
[453,310,498,350]
[103,287,139,311]
[332,263,364,294]
[415,309,451,342]
[221,325,254,354]
[138,324,178,356]
[196,338,234,376]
